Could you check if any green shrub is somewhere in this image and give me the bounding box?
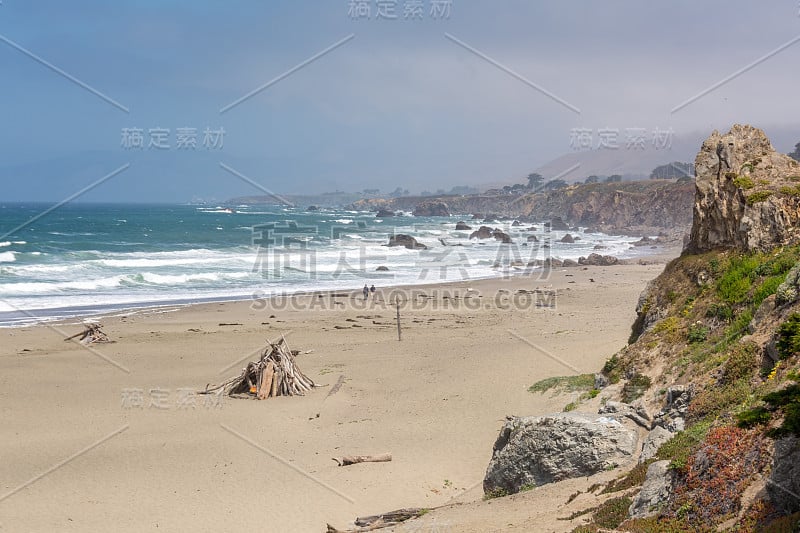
[483,487,508,500]
[737,384,800,437]
[529,374,595,395]
[776,313,800,359]
[591,496,632,529]
[764,384,800,437]
[687,324,709,344]
[722,343,758,383]
[654,316,681,340]
[716,255,761,304]
[736,406,771,428]
[732,174,755,189]
[724,309,753,342]
[779,185,800,197]
[687,379,750,421]
[705,303,733,322]
[622,373,652,402]
[601,460,653,494]
[657,421,712,471]
[746,191,773,205]
[619,516,697,532]
[753,275,785,307]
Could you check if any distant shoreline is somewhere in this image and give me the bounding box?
[1,243,681,329]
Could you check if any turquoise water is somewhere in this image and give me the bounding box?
[0,202,648,326]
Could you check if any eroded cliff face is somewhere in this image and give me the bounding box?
[519,181,693,232]
[350,180,694,234]
[599,126,800,530]
[687,124,800,253]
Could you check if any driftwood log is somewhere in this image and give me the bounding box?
[332,453,392,467]
[200,337,316,399]
[64,323,110,345]
[326,508,429,532]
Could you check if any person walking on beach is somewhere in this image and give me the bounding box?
[370,284,376,297]
[363,284,369,300]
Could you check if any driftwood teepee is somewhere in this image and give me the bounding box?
[201,337,316,399]
[64,323,111,345]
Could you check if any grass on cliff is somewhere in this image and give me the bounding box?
[569,496,633,532]
[600,245,800,530]
[528,374,595,395]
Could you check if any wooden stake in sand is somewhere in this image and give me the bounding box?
[200,337,316,399]
[395,296,402,341]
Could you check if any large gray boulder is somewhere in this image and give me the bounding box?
[768,436,800,514]
[483,413,638,495]
[629,460,674,518]
[639,426,673,464]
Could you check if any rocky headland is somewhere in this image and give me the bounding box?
[349,179,695,238]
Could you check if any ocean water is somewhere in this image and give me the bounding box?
[0,203,653,327]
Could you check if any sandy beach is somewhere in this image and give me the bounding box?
[0,254,676,532]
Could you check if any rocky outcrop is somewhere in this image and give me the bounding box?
[349,181,694,235]
[639,426,673,464]
[483,413,637,495]
[469,226,494,240]
[455,221,471,230]
[687,124,800,253]
[579,253,619,266]
[524,183,694,233]
[776,262,800,305]
[493,230,512,244]
[652,385,692,433]
[376,208,396,217]
[633,236,659,247]
[598,400,651,429]
[628,460,674,519]
[560,234,575,243]
[768,436,800,513]
[387,234,427,250]
[548,216,570,231]
[412,200,450,217]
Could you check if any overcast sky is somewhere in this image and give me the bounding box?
[1,1,800,202]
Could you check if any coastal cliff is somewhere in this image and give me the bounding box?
[558,125,800,530]
[350,180,694,235]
